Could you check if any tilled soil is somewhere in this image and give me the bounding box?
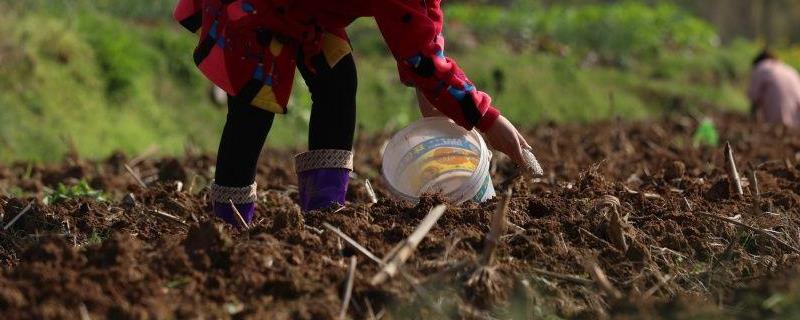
[2,113,800,319]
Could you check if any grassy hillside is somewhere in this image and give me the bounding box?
[0,1,768,162]
[0,3,223,162]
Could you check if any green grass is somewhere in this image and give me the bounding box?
[0,7,225,162]
[43,181,107,205]
[0,1,764,162]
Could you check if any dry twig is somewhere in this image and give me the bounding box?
[229,200,249,229]
[749,165,762,215]
[371,204,447,285]
[530,267,593,285]
[364,297,377,320]
[323,223,382,264]
[724,142,743,196]
[127,145,159,168]
[482,190,512,264]
[696,211,800,254]
[585,261,623,300]
[597,195,628,252]
[579,227,620,253]
[643,274,674,299]
[339,256,357,320]
[364,179,378,204]
[651,265,680,295]
[79,303,91,320]
[123,164,148,188]
[149,209,187,226]
[305,225,324,235]
[322,223,438,314]
[3,202,33,231]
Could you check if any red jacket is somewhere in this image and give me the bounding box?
[174,0,500,131]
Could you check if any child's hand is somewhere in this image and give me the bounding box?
[484,115,543,176]
[416,90,543,175]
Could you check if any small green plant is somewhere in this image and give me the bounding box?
[165,277,192,289]
[2,186,25,198]
[86,231,104,246]
[43,181,107,205]
[692,118,720,147]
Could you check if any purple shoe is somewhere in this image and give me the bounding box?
[295,149,353,212]
[211,183,257,227]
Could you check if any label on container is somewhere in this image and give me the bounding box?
[397,137,481,194]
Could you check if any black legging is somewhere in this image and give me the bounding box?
[215,53,358,187]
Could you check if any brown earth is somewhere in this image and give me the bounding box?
[2,113,800,319]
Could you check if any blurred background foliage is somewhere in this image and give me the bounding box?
[0,0,796,161]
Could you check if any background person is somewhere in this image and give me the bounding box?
[748,49,800,126]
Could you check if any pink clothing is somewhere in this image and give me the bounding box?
[748,60,800,126]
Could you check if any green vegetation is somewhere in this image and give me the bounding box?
[43,181,107,205]
[692,118,720,147]
[446,2,720,61]
[0,0,781,162]
[0,4,223,162]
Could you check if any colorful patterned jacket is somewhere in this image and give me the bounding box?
[174,0,500,131]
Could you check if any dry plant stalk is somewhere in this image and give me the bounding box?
[724,142,744,196]
[481,189,512,265]
[229,200,249,229]
[322,224,437,312]
[683,197,693,211]
[339,256,357,320]
[696,211,800,254]
[187,175,198,194]
[371,204,447,285]
[380,241,403,265]
[79,303,91,320]
[643,274,674,299]
[585,261,623,300]
[322,223,383,264]
[127,145,159,168]
[364,297,376,320]
[364,179,378,204]
[150,209,187,226]
[608,208,628,252]
[530,267,593,285]
[749,166,762,215]
[464,190,513,309]
[598,195,628,252]
[3,202,33,231]
[123,164,148,188]
[579,227,619,252]
[305,225,324,235]
[465,264,504,307]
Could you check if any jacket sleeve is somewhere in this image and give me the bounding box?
[372,0,500,132]
[173,0,203,33]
